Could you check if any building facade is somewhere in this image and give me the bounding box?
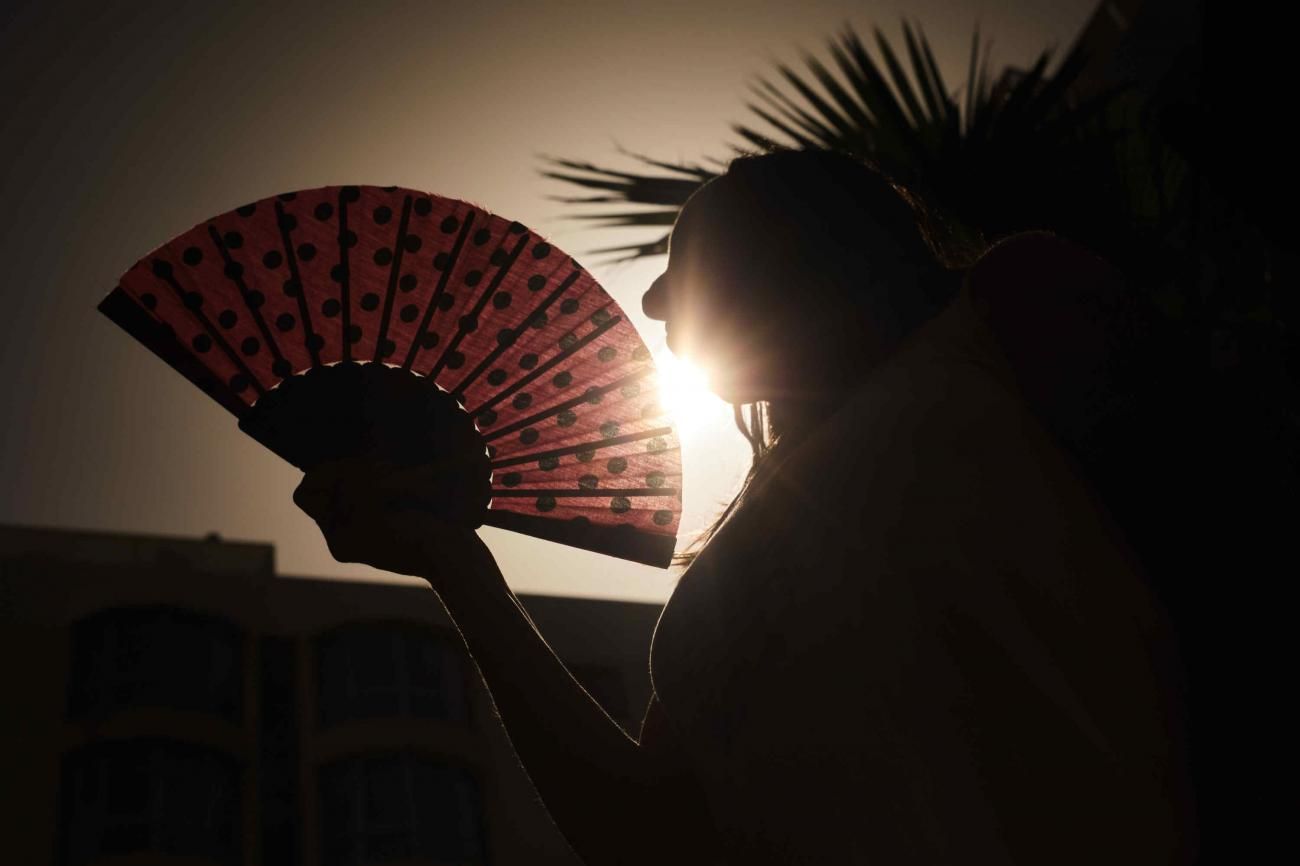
[0,522,663,865]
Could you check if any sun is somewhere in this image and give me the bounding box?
[652,347,730,439]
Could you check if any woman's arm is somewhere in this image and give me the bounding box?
[294,458,718,865]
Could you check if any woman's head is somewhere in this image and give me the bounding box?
[642,149,960,407]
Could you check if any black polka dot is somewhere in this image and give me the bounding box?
[559,333,578,351]
[224,261,244,279]
[433,252,450,271]
[529,312,548,329]
[347,325,362,344]
[496,329,516,347]
[223,231,243,249]
[527,274,546,292]
[329,264,344,282]
[277,192,297,201]
[585,387,603,405]
[646,471,666,488]
[610,496,631,515]
[597,346,617,362]
[621,382,640,398]
[508,220,526,234]
[463,270,482,287]
[512,393,532,410]
[436,294,454,311]
[600,421,620,438]
[399,273,418,292]
[577,448,595,463]
[306,333,325,352]
[218,309,237,328]
[361,293,380,311]
[607,456,628,474]
[492,291,511,310]
[647,437,668,453]
[552,371,572,388]
[236,204,256,217]
[445,351,465,369]
[141,293,157,310]
[373,205,392,224]
[182,246,202,266]
[440,216,459,233]
[151,259,173,278]
[489,248,506,267]
[272,358,292,378]
[520,428,539,445]
[531,242,551,260]
[314,202,334,220]
[241,336,260,356]
[263,251,283,269]
[191,333,212,353]
[579,474,599,490]
[653,510,674,526]
[403,234,421,252]
[246,290,266,308]
[591,308,612,326]
[341,186,361,203]
[414,197,432,216]
[321,299,341,318]
[183,291,203,309]
[297,243,316,261]
[560,298,579,315]
[519,353,538,370]
[478,409,499,428]
[420,331,439,350]
[229,373,250,392]
[459,315,478,333]
[378,339,396,357]
[632,345,651,362]
[278,213,297,231]
[536,495,557,512]
[374,248,393,266]
[539,456,559,471]
[282,279,300,297]
[341,230,358,248]
[399,304,419,323]
[557,410,577,427]
[275,313,295,332]
[473,228,490,245]
[501,471,521,487]
[487,369,507,386]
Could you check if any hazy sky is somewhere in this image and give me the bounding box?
[0,0,1095,601]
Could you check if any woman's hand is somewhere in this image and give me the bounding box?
[292,456,498,589]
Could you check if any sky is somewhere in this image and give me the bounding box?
[0,0,1096,602]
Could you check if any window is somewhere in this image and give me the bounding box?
[67,606,243,722]
[319,753,486,866]
[59,739,241,865]
[317,625,468,727]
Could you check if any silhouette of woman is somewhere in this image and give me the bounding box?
[294,150,1197,864]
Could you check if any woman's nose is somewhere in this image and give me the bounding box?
[642,271,670,321]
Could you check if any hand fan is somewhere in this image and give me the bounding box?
[98,185,681,567]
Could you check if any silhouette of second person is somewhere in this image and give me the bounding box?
[294,150,1195,865]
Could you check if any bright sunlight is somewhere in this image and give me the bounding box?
[653,346,732,440]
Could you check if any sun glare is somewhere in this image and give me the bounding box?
[653,347,729,439]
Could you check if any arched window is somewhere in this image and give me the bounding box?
[316,624,469,727]
[318,752,486,865]
[67,606,243,722]
[59,738,241,865]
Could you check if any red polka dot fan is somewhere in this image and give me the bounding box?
[98,185,681,567]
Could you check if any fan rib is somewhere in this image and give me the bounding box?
[490,488,679,498]
[206,225,290,372]
[274,201,322,368]
[463,309,622,415]
[481,366,656,443]
[427,233,530,380]
[401,212,476,372]
[151,262,265,397]
[338,189,353,363]
[489,426,674,469]
[451,269,584,400]
[373,195,414,363]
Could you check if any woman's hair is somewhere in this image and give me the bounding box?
[675,148,970,564]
